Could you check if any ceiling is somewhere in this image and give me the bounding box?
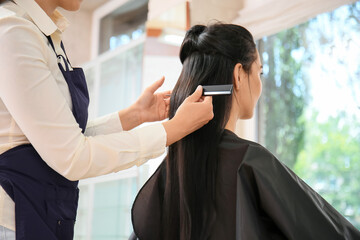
[190,0,245,25]
[80,0,246,22]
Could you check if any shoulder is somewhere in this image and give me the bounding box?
[238,140,292,181]
[220,130,283,170]
[0,11,49,65]
[1,2,28,25]
[0,5,15,20]
[221,129,272,157]
[0,4,47,49]
[219,130,284,178]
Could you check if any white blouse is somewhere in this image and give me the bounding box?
[0,0,167,231]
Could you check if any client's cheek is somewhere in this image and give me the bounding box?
[254,78,262,98]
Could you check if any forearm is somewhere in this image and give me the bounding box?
[119,106,186,146]
[84,113,123,136]
[118,105,142,131]
[58,123,166,181]
[161,86,213,146]
[162,118,188,146]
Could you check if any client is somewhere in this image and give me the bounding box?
[130,23,360,240]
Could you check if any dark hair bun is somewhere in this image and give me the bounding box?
[180,25,207,63]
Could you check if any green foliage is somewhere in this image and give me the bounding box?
[258,23,309,168]
[294,111,360,229]
[258,2,360,230]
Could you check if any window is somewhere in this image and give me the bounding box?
[75,166,150,240]
[258,2,360,229]
[98,0,148,54]
[74,1,149,239]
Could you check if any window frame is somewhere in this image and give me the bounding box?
[91,0,133,59]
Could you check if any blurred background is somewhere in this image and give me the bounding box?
[57,0,360,238]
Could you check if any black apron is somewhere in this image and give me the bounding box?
[130,130,360,240]
[0,36,89,240]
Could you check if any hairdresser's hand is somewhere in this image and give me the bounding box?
[135,76,171,122]
[118,77,171,130]
[162,86,213,146]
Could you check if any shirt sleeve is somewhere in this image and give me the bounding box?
[84,112,123,136]
[0,17,167,181]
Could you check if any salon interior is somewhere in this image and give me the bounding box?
[58,0,360,238]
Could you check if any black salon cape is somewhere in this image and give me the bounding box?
[130,130,360,240]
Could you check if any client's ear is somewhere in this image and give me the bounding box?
[233,63,243,90]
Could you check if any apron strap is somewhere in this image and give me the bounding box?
[46,35,72,71]
[46,35,56,52]
[60,41,73,67]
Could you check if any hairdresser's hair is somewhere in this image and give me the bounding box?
[0,0,8,4]
[162,23,257,240]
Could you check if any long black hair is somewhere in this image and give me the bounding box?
[162,23,257,240]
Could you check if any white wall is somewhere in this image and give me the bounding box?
[233,0,357,40]
[142,55,182,91]
[59,9,92,66]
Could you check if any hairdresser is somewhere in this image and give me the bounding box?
[0,0,213,239]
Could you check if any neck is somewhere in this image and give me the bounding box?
[224,111,237,132]
[225,94,239,132]
[35,0,57,16]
